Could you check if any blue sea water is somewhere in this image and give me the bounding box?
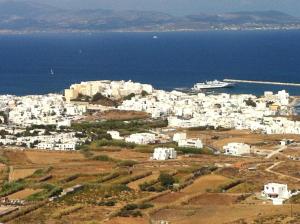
[1,30,300,96]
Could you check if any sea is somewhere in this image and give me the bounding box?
[1,30,300,98]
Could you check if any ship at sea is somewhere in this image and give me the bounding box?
[192,80,235,91]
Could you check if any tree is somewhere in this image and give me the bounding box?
[159,173,175,188]
[244,98,257,107]
[124,93,136,100]
[141,90,149,97]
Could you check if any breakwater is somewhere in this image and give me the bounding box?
[224,79,300,87]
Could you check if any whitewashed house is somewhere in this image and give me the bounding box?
[262,183,291,205]
[223,143,251,156]
[173,132,187,142]
[125,133,156,145]
[152,148,177,160]
[37,142,55,150]
[280,139,294,146]
[178,139,203,149]
[55,143,77,151]
[107,131,124,140]
[57,120,71,128]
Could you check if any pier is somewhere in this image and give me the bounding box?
[224,79,300,87]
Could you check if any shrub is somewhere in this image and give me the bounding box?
[32,169,45,177]
[139,180,157,191]
[98,200,116,206]
[141,90,149,97]
[244,98,257,107]
[31,166,53,178]
[290,193,300,203]
[138,203,153,209]
[123,93,136,100]
[92,132,112,141]
[111,184,132,193]
[116,203,143,217]
[117,160,138,167]
[131,210,142,217]
[159,173,175,188]
[0,155,8,165]
[96,139,136,149]
[0,180,26,197]
[92,155,114,162]
[123,203,138,211]
[117,210,142,217]
[27,184,62,201]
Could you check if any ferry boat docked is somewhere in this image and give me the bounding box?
[192,80,235,90]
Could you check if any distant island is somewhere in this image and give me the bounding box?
[1,1,300,34]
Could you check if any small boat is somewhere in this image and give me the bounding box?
[153,35,158,39]
[50,69,55,75]
[192,80,235,91]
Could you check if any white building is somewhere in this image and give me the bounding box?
[125,133,156,145]
[57,120,72,128]
[262,183,291,205]
[107,130,124,140]
[178,139,203,149]
[223,143,251,156]
[173,132,187,142]
[152,148,177,160]
[280,139,294,146]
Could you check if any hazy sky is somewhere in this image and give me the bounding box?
[31,0,300,16]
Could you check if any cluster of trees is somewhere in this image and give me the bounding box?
[72,119,168,141]
[244,98,257,107]
[139,173,176,192]
[116,202,153,217]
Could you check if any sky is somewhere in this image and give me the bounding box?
[22,0,300,16]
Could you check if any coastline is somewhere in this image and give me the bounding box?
[1,27,300,35]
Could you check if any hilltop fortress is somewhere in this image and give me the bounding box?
[64,80,154,102]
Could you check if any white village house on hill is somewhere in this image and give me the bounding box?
[125,133,156,145]
[107,130,124,140]
[152,148,177,161]
[173,132,203,148]
[223,143,251,156]
[262,183,292,205]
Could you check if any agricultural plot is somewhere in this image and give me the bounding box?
[8,189,43,200]
[0,127,299,224]
[9,168,37,182]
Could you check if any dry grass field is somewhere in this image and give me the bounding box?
[9,168,37,182]
[128,171,160,191]
[152,204,300,224]
[183,174,230,194]
[8,189,43,200]
[0,128,299,224]
[83,110,150,121]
